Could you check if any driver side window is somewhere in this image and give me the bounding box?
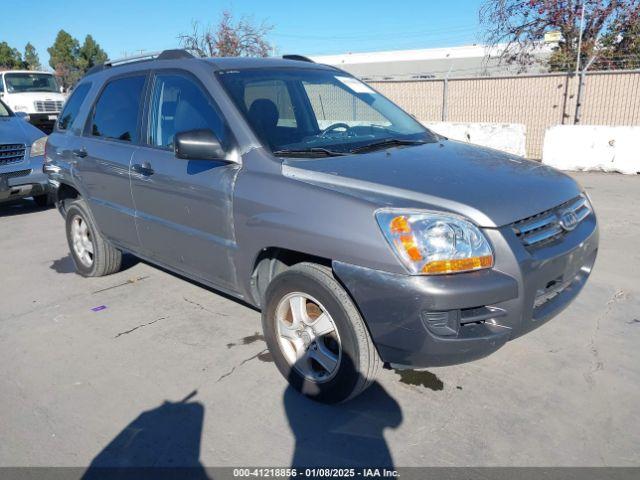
[148,73,227,150]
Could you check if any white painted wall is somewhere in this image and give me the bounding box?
[423,122,527,157]
[543,125,640,175]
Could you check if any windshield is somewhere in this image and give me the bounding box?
[0,100,11,117]
[4,73,60,93]
[216,67,437,155]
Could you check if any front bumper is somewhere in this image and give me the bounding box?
[0,156,50,202]
[333,212,599,367]
[27,113,58,124]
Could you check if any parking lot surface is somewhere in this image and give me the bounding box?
[1,172,639,467]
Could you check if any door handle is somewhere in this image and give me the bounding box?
[132,162,155,176]
[72,148,87,158]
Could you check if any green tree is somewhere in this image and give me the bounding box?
[24,43,41,71]
[0,41,23,69]
[78,35,108,72]
[47,30,81,88]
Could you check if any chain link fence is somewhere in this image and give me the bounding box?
[369,70,640,159]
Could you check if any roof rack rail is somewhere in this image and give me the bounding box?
[86,49,194,76]
[282,54,315,63]
[157,49,195,60]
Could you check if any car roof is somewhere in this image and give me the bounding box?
[83,54,338,83]
[204,56,336,71]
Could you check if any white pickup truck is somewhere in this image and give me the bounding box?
[0,70,66,133]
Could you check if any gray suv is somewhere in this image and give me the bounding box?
[45,50,598,403]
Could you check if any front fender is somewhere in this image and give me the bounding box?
[232,167,404,302]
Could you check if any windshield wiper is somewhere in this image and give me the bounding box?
[350,138,426,154]
[272,147,348,158]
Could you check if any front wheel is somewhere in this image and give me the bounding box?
[262,262,381,403]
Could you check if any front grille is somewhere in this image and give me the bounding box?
[0,144,26,166]
[512,195,591,248]
[0,169,32,181]
[34,100,63,113]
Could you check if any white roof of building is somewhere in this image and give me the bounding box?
[309,44,552,80]
[310,44,506,66]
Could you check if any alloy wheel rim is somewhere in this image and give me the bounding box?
[71,215,94,267]
[275,292,342,383]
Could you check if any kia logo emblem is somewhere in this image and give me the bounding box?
[559,210,579,231]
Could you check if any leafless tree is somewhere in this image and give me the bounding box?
[178,10,273,58]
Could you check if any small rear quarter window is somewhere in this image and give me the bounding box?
[57,82,92,131]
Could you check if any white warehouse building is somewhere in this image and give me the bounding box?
[309,44,551,80]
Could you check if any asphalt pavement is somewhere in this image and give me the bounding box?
[0,172,638,467]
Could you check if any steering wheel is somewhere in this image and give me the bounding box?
[321,122,352,137]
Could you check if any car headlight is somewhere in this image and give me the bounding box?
[376,209,494,275]
[30,136,47,158]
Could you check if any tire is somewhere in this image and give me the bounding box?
[65,198,122,277]
[262,262,381,403]
[33,193,54,207]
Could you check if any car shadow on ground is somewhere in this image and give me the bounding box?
[284,353,403,467]
[0,198,53,217]
[50,253,140,275]
[284,381,402,467]
[80,363,402,474]
[135,258,260,312]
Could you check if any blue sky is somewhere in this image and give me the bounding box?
[2,0,484,68]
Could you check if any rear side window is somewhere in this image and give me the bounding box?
[90,75,146,142]
[57,83,91,131]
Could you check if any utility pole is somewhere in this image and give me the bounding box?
[575,0,586,75]
[574,55,597,124]
[442,64,453,122]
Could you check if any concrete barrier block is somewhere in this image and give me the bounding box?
[543,125,640,175]
[422,122,527,157]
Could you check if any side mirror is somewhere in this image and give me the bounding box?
[15,111,30,122]
[174,129,226,161]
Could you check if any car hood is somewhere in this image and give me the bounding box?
[0,116,44,146]
[282,139,582,227]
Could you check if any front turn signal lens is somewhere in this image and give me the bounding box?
[422,255,494,274]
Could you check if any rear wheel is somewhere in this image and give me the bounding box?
[262,262,381,403]
[65,198,122,277]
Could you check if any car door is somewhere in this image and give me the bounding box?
[70,73,148,251]
[130,70,240,291]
